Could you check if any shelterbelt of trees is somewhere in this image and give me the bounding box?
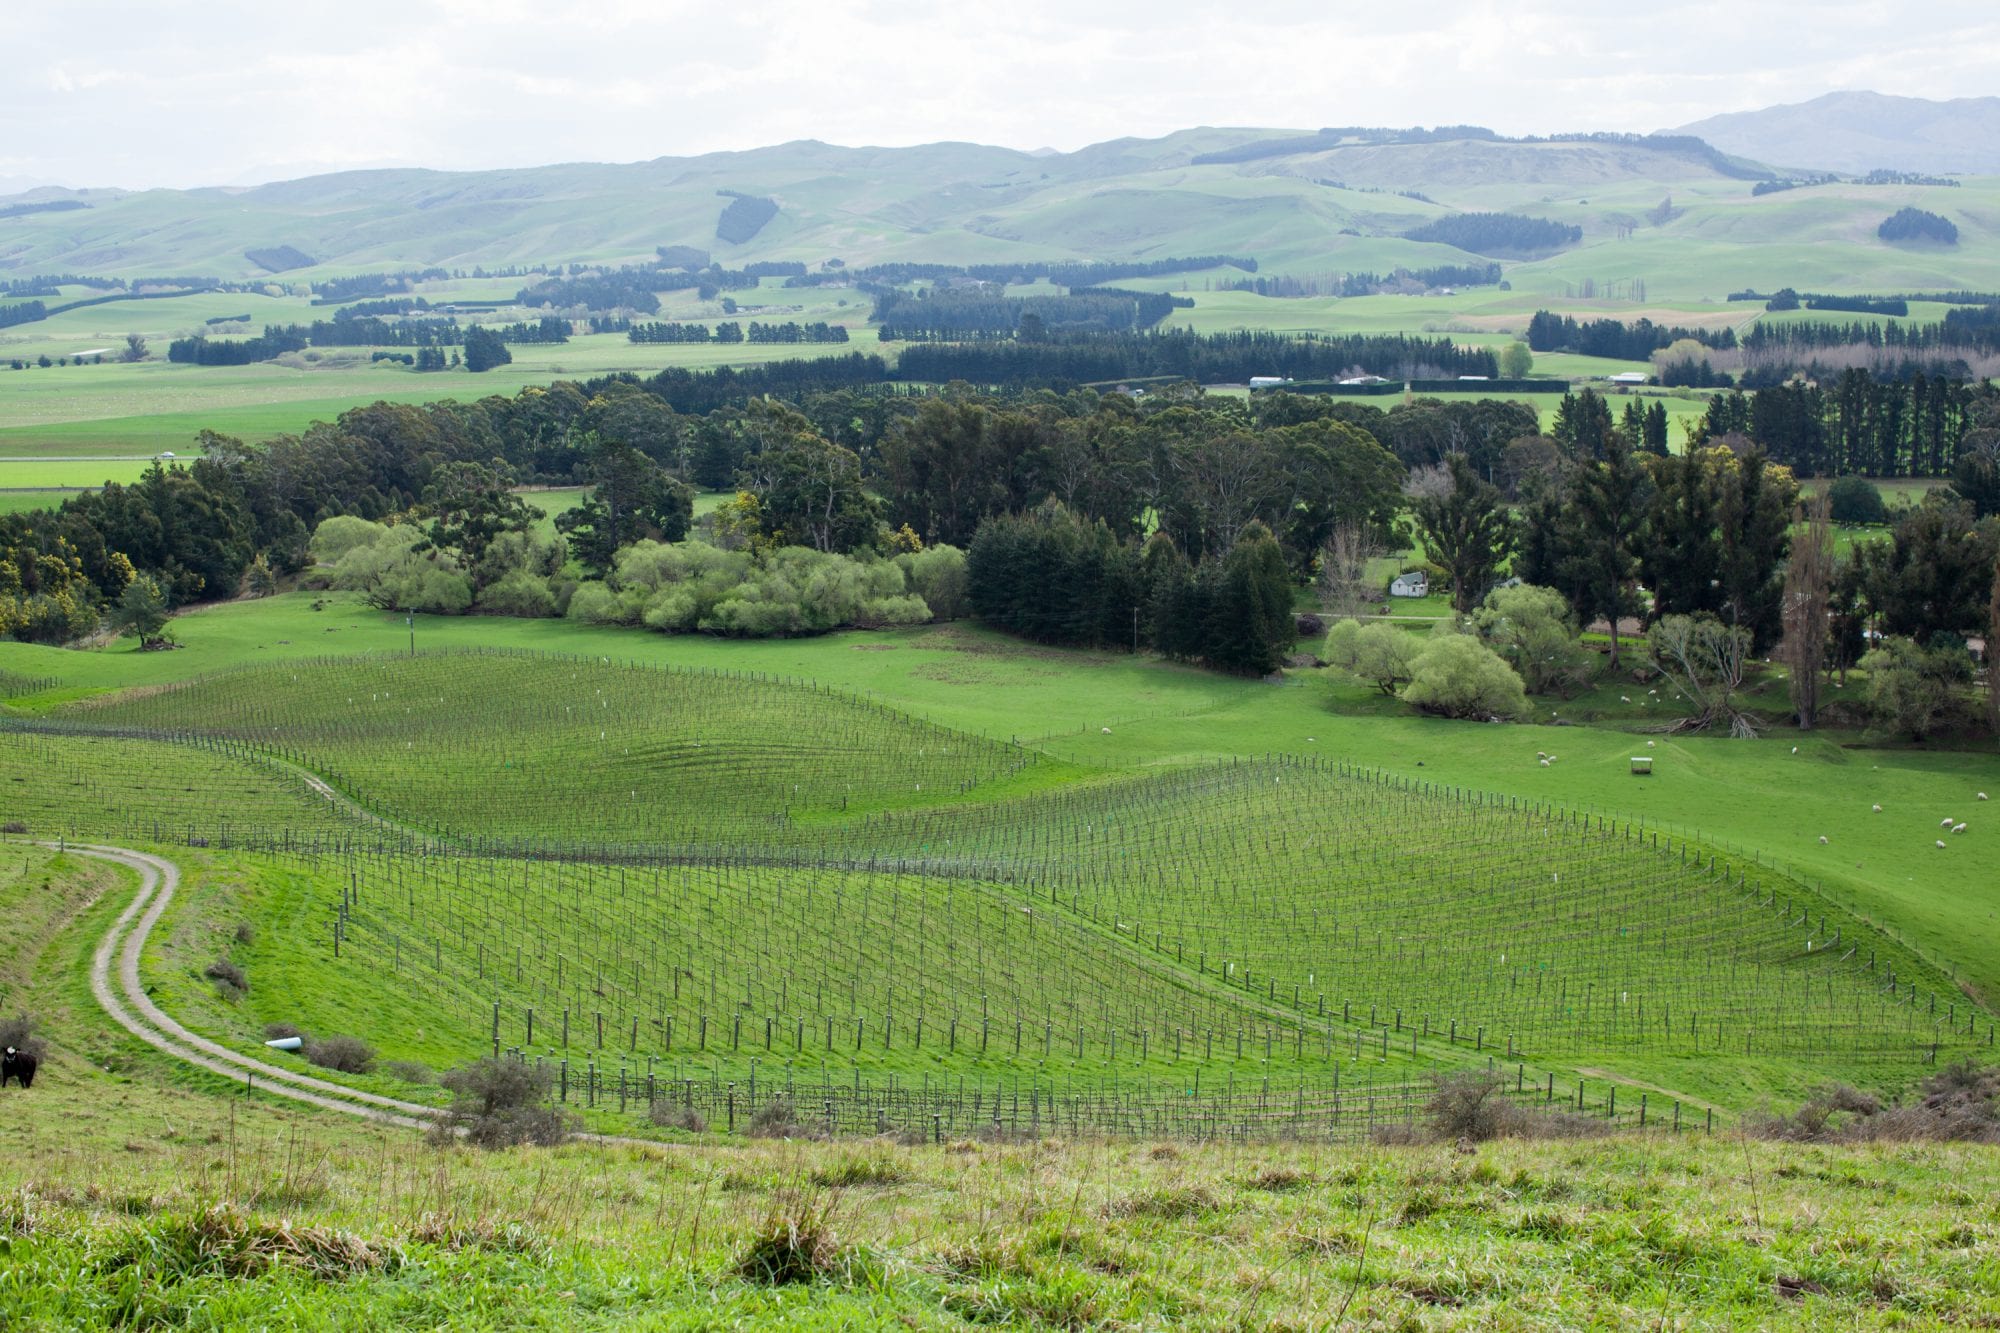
[2,360,1996,687]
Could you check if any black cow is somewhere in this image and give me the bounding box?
[0,1046,34,1090]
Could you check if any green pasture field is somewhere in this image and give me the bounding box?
[0,331,886,451]
[0,275,884,450]
[0,489,82,515]
[0,456,174,489]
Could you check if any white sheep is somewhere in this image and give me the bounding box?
[1790,746,1798,754]
[1942,818,1956,828]
[1100,727,1111,734]
[1818,835,1829,844]
[1872,804,1882,813]
[1539,758,1550,767]
[1646,740,1657,748]
[1937,840,1948,849]
[1980,793,1990,801]
[1954,823,1968,834]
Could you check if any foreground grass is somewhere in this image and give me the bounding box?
[2,1087,1997,1329]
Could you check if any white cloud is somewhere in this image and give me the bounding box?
[3,0,1998,188]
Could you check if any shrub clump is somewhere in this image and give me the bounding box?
[1752,1064,2000,1143]
[1403,635,1529,720]
[747,1095,811,1140]
[204,958,248,999]
[436,1058,576,1150]
[303,1036,376,1075]
[383,1060,434,1085]
[649,1101,707,1133]
[1374,1073,1612,1146]
[0,1013,46,1061]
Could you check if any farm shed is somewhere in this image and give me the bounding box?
[1389,571,1429,598]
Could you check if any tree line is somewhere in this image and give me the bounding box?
[894,329,1497,386]
[1695,372,1998,477]
[1526,311,1735,360]
[871,287,1187,339]
[627,321,849,345]
[1402,213,1581,257]
[1220,264,1501,298]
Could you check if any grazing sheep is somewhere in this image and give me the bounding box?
[1818,835,1829,844]
[1646,740,1656,748]
[1539,758,1550,767]
[1980,793,1990,801]
[1937,840,1948,849]
[1872,804,1882,813]
[1942,818,1956,828]
[1100,727,1111,735]
[0,1047,34,1090]
[1954,823,1967,834]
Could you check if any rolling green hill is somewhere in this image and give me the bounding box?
[5,127,1996,303]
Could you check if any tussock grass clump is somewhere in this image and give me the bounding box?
[809,1155,907,1189]
[435,1058,575,1150]
[0,1185,49,1237]
[408,1211,546,1256]
[1399,1185,1447,1224]
[1511,1208,1576,1240]
[383,1060,432,1085]
[1245,1166,1311,1193]
[302,1035,374,1075]
[1105,1183,1219,1220]
[735,1183,847,1285]
[1291,1228,1361,1256]
[99,1203,394,1282]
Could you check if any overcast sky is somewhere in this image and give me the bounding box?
[6,1,1999,190]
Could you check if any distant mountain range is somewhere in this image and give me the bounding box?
[1675,92,2000,175]
[0,128,1771,281]
[1,103,1995,298]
